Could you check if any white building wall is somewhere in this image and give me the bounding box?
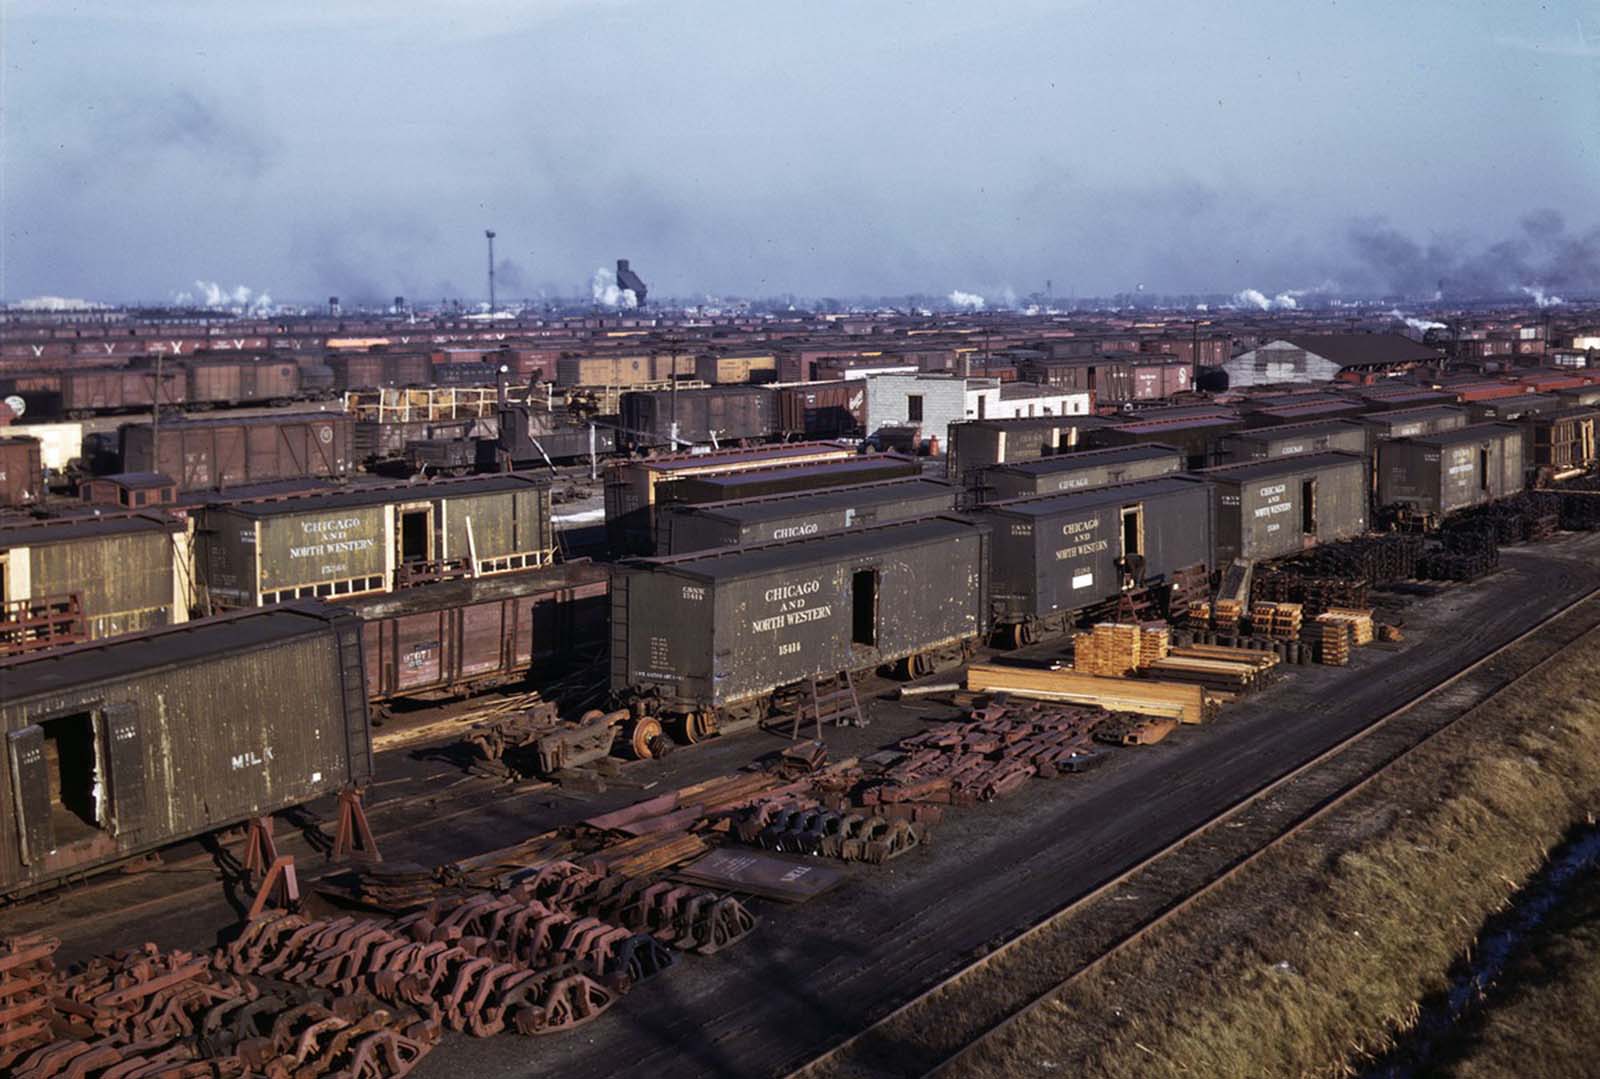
[1223,340,1342,387]
[866,375,1090,449]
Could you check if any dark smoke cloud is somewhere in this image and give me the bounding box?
[139,90,276,176]
[1347,211,1600,298]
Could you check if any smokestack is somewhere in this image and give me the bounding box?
[485,230,497,314]
[328,296,340,317]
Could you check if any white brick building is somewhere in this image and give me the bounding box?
[864,375,1092,449]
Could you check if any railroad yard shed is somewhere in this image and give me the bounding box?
[656,477,957,554]
[0,513,190,645]
[1203,452,1369,564]
[1377,423,1526,515]
[1223,334,1440,387]
[0,602,372,898]
[975,474,1213,637]
[612,516,990,712]
[193,473,553,607]
[1219,419,1368,462]
[974,443,1184,502]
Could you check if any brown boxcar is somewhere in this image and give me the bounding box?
[119,412,355,490]
[347,561,609,701]
[774,381,868,438]
[0,435,44,507]
[0,602,371,898]
[184,356,302,405]
[618,385,777,450]
[326,352,433,391]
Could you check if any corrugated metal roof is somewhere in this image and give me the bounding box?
[0,511,180,548]
[342,561,609,618]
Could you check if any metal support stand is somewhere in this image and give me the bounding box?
[246,856,300,921]
[241,815,279,880]
[331,787,381,863]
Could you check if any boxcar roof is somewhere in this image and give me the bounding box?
[1358,406,1467,427]
[1401,422,1524,446]
[129,411,344,429]
[988,443,1182,476]
[1228,419,1364,441]
[205,472,546,517]
[675,477,954,522]
[1199,451,1365,482]
[984,474,1208,516]
[0,511,179,549]
[0,602,343,703]
[670,455,920,494]
[627,441,855,474]
[632,515,983,581]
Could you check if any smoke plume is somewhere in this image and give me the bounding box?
[591,267,638,309]
[1348,211,1600,298]
[947,289,986,310]
[175,281,275,312]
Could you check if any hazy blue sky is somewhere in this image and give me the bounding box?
[4,0,1598,303]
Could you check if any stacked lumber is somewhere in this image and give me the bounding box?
[1214,599,1244,633]
[586,831,709,878]
[1073,622,1142,675]
[1145,644,1278,692]
[1187,600,1211,623]
[1320,607,1374,645]
[1140,624,1171,665]
[1250,601,1303,640]
[1312,618,1352,666]
[967,664,1209,725]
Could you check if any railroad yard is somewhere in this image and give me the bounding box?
[6,302,1600,1079]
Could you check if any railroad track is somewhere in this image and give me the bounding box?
[793,584,1600,1079]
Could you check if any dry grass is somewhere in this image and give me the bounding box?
[945,627,1600,1079]
[1433,867,1600,1079]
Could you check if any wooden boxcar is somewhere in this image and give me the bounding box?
[1203,452,1369,564]
[0,435,44,507]
[973,443,1184,503]
[612,516,990,730]
[347,562,609,701]
[120,412,356,490]
[185,356,302,405]
[0,602,371,898]
[1377,423,1526,515]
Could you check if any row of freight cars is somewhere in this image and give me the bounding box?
[0,420,1583,899]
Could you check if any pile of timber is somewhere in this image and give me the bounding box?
[1318,607,1374,645]
[1312,618,1352,666]
[1143,644,1280,693]
[1213,599,1244,633]
[1072,621,1171,675]
[967,664,1210,725]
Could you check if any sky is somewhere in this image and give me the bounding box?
[3,0,1599,305]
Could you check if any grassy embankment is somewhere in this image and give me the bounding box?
[944,624,1600,1078]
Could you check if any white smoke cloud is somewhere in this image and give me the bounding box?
[1388,309,1446,335]
[591,267,638,309]
[175,280,275,312]
[1234,288,1271,310]
[1233,288,1308,311]
[1521,285,1564,308]
[947,289,985,310]
[10,295,109,311]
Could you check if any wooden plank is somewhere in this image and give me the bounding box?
[967,664,1204,724]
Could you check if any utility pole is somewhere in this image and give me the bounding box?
[152,350,163,474]
[485,230,497,315]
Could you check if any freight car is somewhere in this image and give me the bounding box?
[326,351,433,392]
[119,412,356,491]
[653,453,921,508]
[655,477,959,554]
[193,472,553,607]
[1202,452,1369,564]
[1377,423,1526,517]
[0,435,43,507]
[1219,419,1369,463]
[974,474,1214,647]
[604,441,857,556]
[618,385,777,450]
[693,352,779,384]
[183,356,303,406]
[496,403,616,467]
[944,416,1111,488]
[0,365,186,418]
[0,602,371,899]
[773,381,869,439]
[1090,411,1245,469]
[612,515,991,741]
[971,443,1184,503]
[0,513,191,651]
[347,561,609,703]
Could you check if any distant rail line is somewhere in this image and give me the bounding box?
[792,584,1600,1079]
